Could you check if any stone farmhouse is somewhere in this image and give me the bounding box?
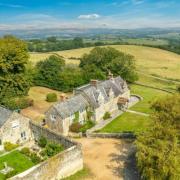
[45,74,130,136]
[0,106,32,147]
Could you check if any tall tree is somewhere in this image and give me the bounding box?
[0,35,30,102]
[79,47,138,82]
[136,94,180,180]
[34,55,65,89]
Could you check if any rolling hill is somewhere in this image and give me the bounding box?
[30,45,180,81]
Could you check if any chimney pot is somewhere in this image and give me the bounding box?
[90,79,98,87]
[60,94,66,102]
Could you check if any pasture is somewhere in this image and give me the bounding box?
[29,45,180,80]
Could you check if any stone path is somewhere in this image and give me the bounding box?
[126,110,149,117]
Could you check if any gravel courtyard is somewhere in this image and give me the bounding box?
[75,138,135,180]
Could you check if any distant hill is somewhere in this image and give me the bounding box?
[29,45,180,81]
[1,27,180,39]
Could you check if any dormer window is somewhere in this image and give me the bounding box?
[97,92,104,105]
[50,115,56,122]
[108,88,114,99]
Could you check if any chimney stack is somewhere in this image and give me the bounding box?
[90,79,98,87]
[60,94,66,102]
[108,71,114,80]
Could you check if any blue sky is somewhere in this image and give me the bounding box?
[0,0,180,30]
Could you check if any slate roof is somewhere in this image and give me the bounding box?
[52,94,89,119]
[47,76,128,120]
[0,106,13,127]
[75,76,128,108]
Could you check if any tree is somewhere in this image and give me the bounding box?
[59,67,85,92]
[0,35,30,102]
[73,37,84,48]
[136,94,180,180]
[177,85,180,93]
[34,55,65,89]
[80,47,138,82]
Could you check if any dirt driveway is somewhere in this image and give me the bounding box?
[75,138,134,180]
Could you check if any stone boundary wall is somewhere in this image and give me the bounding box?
[86,132,136,139]
[10,122,83,180]
[29,121,78,149]
[133,82,174,94]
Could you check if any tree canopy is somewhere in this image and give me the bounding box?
[79,47,138,82]
[34,55,85,92]
[136,94,180,180]
[0,35,30,102]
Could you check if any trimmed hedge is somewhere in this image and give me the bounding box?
[46,93,57,102]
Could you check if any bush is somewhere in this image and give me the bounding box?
[38,136,47,148]
[5,170,17,179]
[20,147,31,156]
[177,85,180,93]
[103,112,111,120]
[3,97,34,110]
[46,93,57,102]
[30,152,42,164]
[80,121,95,133]
[4,142,19,151]
[69,122,82,133]
[42,142,64,157]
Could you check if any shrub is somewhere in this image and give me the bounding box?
[38,136,47,148]
[43,142,64,157]
[30,152,42,164]
[69,122,82,133]
[177,85,180,93]
[20,147,31,156]
[80,121,95,133]
[4,142,19,151]
[5,170,17,179]
[46,93,57,102]
[103,112,111,120]
[3,97,34,110]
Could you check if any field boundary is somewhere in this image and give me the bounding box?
[132,82,174,94]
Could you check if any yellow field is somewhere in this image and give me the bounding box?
[30,45,180,80]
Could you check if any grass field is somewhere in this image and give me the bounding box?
[136,73,178,92]
[99,112,151,133]
[130,84,169,114]
[0,150,35,179]
[29,45,180,80]
[122,38,168,46]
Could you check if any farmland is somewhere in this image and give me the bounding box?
[30,45,180,81]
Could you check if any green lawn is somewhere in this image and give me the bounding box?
[62,167,92,180]
[0,150,35,179]
[130,84,169,114]
[99,112,151,133]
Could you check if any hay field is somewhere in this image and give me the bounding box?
[21,86,72,122]
[29,45,180,80]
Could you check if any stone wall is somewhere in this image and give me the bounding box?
[10,122,83,180]
[87,132,136,139]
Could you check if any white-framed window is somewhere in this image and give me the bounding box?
[11,121,19,129]
[21,131,26,140]
[50,114,56,122]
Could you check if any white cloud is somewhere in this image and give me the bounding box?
[132,0,144,5]
[0,3,24,8]
[78,14,100,19]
